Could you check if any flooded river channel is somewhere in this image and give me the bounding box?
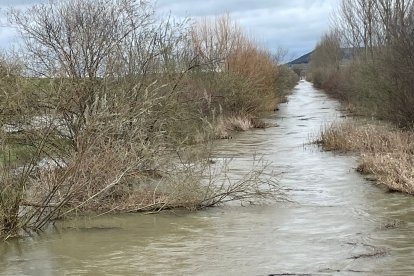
[1,81,414,275]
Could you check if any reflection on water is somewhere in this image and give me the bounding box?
[1,81,414,275]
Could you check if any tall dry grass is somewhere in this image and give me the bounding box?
[319,121,414,194]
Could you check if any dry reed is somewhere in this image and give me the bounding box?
[319,121,414,194]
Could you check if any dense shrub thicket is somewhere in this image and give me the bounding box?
[0,0,297,239]
[309,0,414,128]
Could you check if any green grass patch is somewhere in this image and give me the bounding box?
[0,143,36,164]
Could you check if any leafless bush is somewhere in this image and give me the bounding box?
[313,0,414,127]
[309,30,342,89]
[105,157,285,212]
[0,1,293,240]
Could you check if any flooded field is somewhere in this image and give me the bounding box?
[1,81,413,275]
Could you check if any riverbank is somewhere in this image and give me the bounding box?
[3,81,413,275]
[0,0,299,240]
[318,121,414,195]
[308,0,414,196]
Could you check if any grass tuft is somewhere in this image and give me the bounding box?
[318,121,414,194]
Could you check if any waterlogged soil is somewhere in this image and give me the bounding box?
[1,81,414,275]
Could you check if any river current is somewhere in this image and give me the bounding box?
[1,81,413,275]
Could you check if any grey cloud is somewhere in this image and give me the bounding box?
[157,0,338,58]
[0,0,43,6]
[0,0,339,59]
[157,0,326,17]
[0,26,18,46]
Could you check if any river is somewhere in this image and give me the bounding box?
[1,81,414,275]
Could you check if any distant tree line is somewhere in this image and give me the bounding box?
[309,0,414,127]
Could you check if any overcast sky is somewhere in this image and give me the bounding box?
[0,0,339,60]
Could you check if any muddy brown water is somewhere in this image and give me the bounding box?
[1,81,414,275]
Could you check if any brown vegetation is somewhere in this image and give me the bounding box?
[310,0,414,128]
[310,1,414,195]
[0,0,297,240]
[319,122,414,194]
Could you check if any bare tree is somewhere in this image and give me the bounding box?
[330,0,414,125]
[309,30,342,88]
[10,0,155,79]
[9,0,193,149]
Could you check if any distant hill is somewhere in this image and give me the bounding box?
[288,51,313,65]
[288,48,355,65]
